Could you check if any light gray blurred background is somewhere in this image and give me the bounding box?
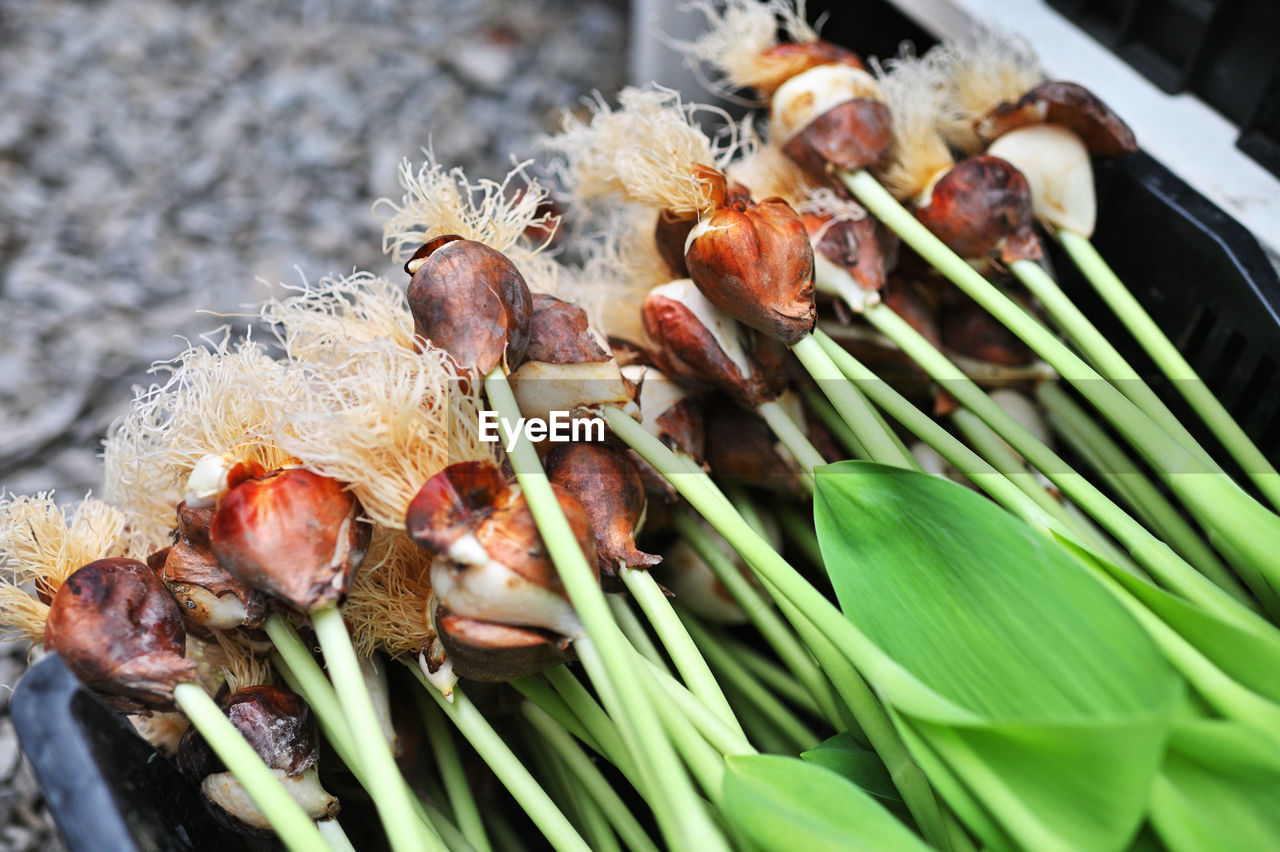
[0,1,629,847]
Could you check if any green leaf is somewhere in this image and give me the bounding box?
[802,733,910,823]
[814,462,1183,851]
[1150,719,1280,852]
[723,754,928,852]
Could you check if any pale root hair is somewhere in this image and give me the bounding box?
[678,0,817,98]
[0,493,130,644]
[553,206,671,347]
[206,630,273,694]
[271,334,490,531]
[344,527,435,660]
[263,271,418,359]
[724,115,819,202]
[546,87,739,215]
[102,335,302,553]
[928,30,1043,154]
[874,55,956,202]
[376,154,555,264]
[130,712,190,755]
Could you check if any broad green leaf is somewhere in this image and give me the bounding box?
[1149,719,1280,852]
[801,733,909,823]
[814,462,1183,851]
[723,754,928,852]
[1054,530,1280,707]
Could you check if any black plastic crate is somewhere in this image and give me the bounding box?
[1046,0,1280,178]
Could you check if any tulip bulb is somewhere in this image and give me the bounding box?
[988,125,1096,237]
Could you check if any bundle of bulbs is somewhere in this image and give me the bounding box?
[5,2,1280,851]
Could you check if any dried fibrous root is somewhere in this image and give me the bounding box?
[343,526,435,661]
[130,711,191,756]
[724,127,818,203]
[102,335,302,553]
[206,629,274,694]
[376,153,555,264]
[272,334,490,531]
[676,0,817,99]
[0,493,131,644]
[927,28,1043,154]
[546,87,742,215]
[263,271,418,364]
[874,54,956,203]
[548,206,668,347]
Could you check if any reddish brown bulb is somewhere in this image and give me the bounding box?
[546,442,660,591]
[752,41,865,95]
[942,299,1037,368]
[45,558,197,713]
[642,280,786,407]
[405,235,533,373]
[433,604,574,682]
[211,468,371,612]
[704,402,804,496]
[914,155,1041,264]
[978,81,1137,157]
[407,461,596,640]
[161,501,269,632]
[178,685,338,830]
[684,168,816,346]
[803,210,897,298]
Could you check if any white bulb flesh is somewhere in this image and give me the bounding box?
[988,125,1096,238]
[649,279,753,377]
[202,767,335,829]
[770,64,881,146]
[185,453,235,509]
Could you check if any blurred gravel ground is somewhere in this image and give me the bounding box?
[0,0,626,847]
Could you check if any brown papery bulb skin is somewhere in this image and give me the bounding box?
[525,294,612,365]
[655,208,697,277]
[704,402,804,496]
[942,299,1037,367]
[406,235,533,373]
[162,501,270,632]
[783,98,892,178]
[753,42,865,96]
[684,168,816,346]
[803,211,897,294]
[211,468,371,612]
[45,558,197,713]
[546,442,660,591]
[914,155,1041,264]
[433,604,574,682]
[178,686,322,780]
[642,286,782,407]
[405,460,508,560]
[980,81,1138,157]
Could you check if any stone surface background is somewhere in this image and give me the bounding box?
[0,1,626,847]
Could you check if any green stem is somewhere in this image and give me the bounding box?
[1010,257,1215,467]
[803,386,869,459]
[757,398,826,491]
[792,335,918,468]
[679,614,821,752]
[672,513,842,728]
[544,665,636,779]
[404,664,590,852]
[530,735,615,852]
[949,407,1138,573]
[842,167,1280,596]
[510,676,605,757]
[172,683,332,852]
[607,593,667,668]
[640,656,757,757]
[1037,381,1258,608]
[485,368,725,852]
[311,605,443,852]
[317,819,357,852]
[265,623,464,849]
[523,703,662,852]
[607,406,954,850]
[1057,227,1280,510]
[855,305,1260,626]
[620,567,743,735]
[712,631,823,718]
[413,689,493,852]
